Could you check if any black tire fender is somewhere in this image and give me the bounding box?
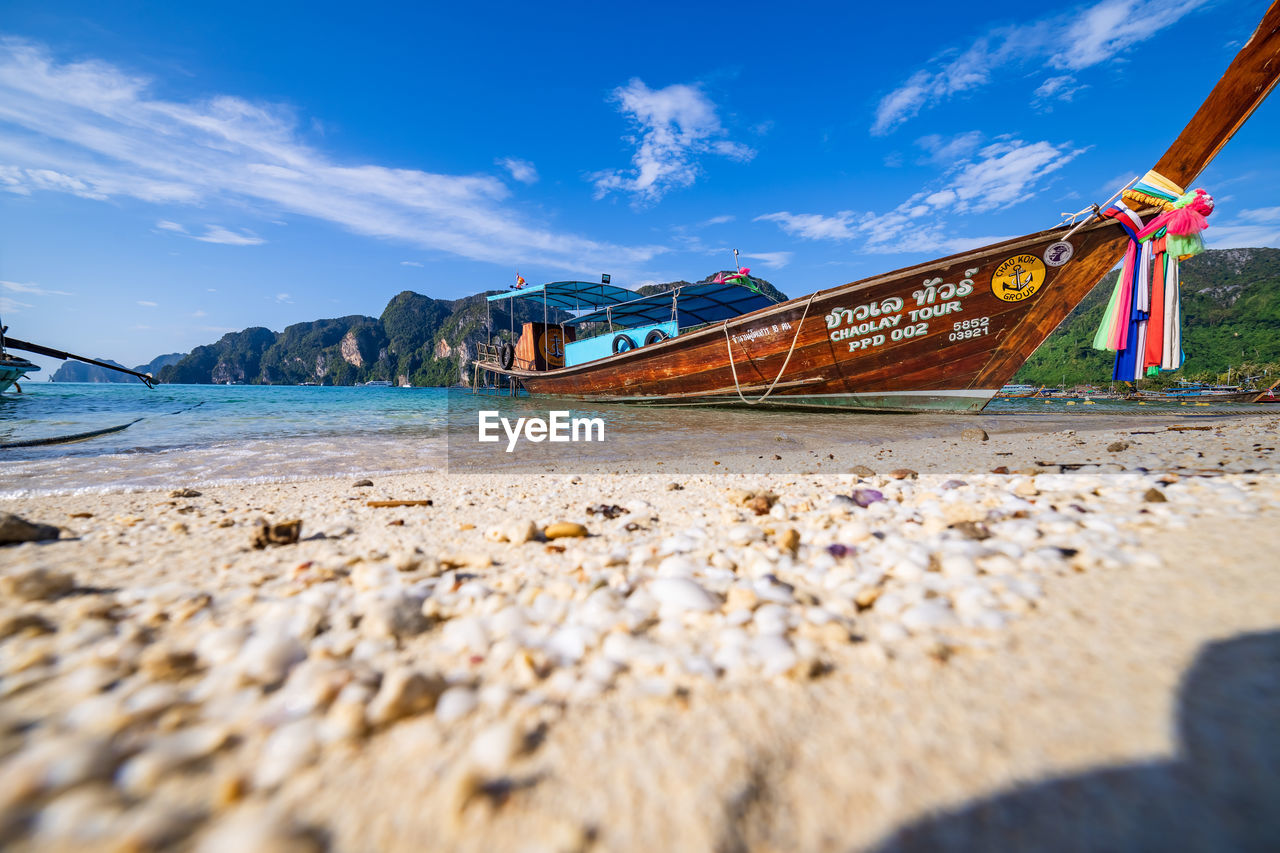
[643,328,668,346]
[499,343,515,370]
[612,334,637,354]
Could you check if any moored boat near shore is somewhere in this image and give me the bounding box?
[0,352,40,393]
[1129,382,1263,403]
[1,320,41,393]
[477,3,1280,413]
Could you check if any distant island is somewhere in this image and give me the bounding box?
[50,353,184,383]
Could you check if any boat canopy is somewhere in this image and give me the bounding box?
[565,282,774,328]
[485,280,636,311]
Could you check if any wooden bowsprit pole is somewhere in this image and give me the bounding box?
[3,337,157,387]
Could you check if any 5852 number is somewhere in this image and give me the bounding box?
[949,317,989,341]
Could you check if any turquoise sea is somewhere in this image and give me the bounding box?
[0,383,1268,496]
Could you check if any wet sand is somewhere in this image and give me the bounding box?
[1,413,1278,850]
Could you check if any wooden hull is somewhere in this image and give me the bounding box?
[486,220,1131,413]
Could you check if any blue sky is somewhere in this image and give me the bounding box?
[2,0,1278,370]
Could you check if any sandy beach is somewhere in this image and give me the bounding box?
[2,413,1278,851]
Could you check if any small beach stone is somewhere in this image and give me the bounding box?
[850,489,885,508]
[139,645,201,680]
[889,468,919,480]
[0,512,61,546]
[544,522,588,539]
[352,479,374,487]
[1143,487,1168,502]
[848,465,876,477]
[435,686,479,724]
[236,630,305,686]
[649,578,718,612]
[194,805,325,853]
[367,668,445,727]
[1107,441,1131,453]
[468,721,520,774]
[0,612,56,639]
[359,591,429,640]
[1,567,74,600]
[961,428,989,442]
[169,488,202,498]
[251,519,302,548]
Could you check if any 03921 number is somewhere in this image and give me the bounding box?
[949,316,989,341]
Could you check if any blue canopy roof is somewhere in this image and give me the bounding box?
[565,282,775,328]
[485,280,636,311]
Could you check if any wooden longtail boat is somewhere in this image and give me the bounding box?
[479,3,1280,413]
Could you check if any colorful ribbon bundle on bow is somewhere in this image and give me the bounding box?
[1092,170,1215,380]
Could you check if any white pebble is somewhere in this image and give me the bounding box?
[648,578,718,612]
[435,686,478,724]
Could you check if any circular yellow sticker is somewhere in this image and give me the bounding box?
[990,254,1047,302]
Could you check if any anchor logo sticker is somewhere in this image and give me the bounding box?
[991,254,1047,303]
[540,328,566,366]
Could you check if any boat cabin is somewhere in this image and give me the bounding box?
[484,279,774,371]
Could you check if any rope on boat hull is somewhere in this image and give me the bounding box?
[723,293,817,405]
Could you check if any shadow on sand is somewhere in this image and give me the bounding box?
[873,630,1280,852]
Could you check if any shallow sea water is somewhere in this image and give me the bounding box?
[0,383,1269,496]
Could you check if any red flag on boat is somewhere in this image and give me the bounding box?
[515,274,527,289]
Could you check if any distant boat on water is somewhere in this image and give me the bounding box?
[473,4,1280,414]
[996,384,1045,398]
[1129,382,1262,403]
[363,380,393,387]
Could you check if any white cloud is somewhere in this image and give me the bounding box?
[702,214,735,226]
[194,226,265,246]
[1033,75,1085,104]
[154,219,264,245]
[497,156,538,184]
[1,279,71,296]
[1206,206,1280,248]
[754,211,859,241]
[757,137,1081,252]
[400,260,423,267]
[0,295,32,312]
[275,293,293,303]
[0,38,667,271]
[192,309,207,317]
[940,138,1085,213]
[591,78,754,205]
[743,251,793,270]
[915,131,984,166]
[136,300,158,307]
[872,0,1209,134]
[1051,0,1208,69]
